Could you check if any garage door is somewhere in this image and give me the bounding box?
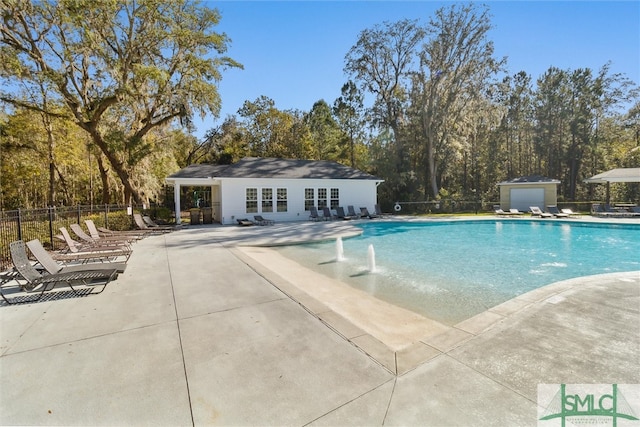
[510,188,544,212]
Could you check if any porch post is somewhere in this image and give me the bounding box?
[174,183,181,224]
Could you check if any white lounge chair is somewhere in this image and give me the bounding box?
[546,206,570,218]
[529,206,553,218]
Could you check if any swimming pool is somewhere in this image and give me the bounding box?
[275,220,640,325]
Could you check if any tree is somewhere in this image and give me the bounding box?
[1,0,241,204]
[532,63,637,200]
[238,96,313,159]
[415,3,504,198]
[185,117,249,166]
[333,80,365,168]
[0,108,90,208]
[495,71,535,178]
[345,19,424,200]
[345,19,423,132]
[305,99,343,161]
[534,67,570,180]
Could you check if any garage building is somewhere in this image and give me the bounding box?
[497,176,560,212]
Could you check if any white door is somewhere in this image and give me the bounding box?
[510,188,544,212]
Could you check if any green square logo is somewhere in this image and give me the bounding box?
[538,384,640,426]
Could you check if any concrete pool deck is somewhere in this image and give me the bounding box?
[1,217,639,426]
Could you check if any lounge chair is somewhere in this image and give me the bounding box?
[5,241,117,303]
[51,234,134,264]
[253,215,274,226]
[142,215,178,231]
[606,205,636,218]
[495,208,518,216]
[546,206,570,218]
[1,267,44,305]
[360,207,378,219]
[236,218,254,226]
[561,208,581,217]
[309,207,323,221]
[133,214,172,234]
[85,220,143,242]
[591,204,633,218]
[347,205,361,219]
[529,206,553,218]
[336,206,352,220]
[70,223,132,250]
[96,225,149,239]
[59,227,132,261]
[26,239,127,275]
[323,207,337,221]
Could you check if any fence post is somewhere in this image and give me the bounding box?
[77,204,81,225]
[17,208,23,241]
[48,206,55,249]
[128,205,134,228]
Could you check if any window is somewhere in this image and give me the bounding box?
[262,188,273,212]
[330,188,339,209]
[318,188,327,208]
[277,188,287,212]
[246,188,258,213]
[304,188,315,211]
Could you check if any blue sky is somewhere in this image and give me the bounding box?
[195,1,640,138]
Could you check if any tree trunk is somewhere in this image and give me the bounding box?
[86,126,142,204]
[53,164,71,205]
[96,155,110,204]
[349,130,355,168]
[40,112,56,206]
[427,133,439,198]
[421,89,439,198]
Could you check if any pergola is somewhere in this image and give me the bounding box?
[584,168,640,205]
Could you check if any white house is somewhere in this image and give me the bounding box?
[165,157,384,225]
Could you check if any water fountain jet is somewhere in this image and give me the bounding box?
[336,237,345,261]
[367,244,376,273]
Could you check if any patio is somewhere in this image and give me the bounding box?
[1,221,638,426]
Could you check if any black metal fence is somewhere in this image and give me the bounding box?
[387,200,494,215]
[387,200,597,215]
[0,205,135,271]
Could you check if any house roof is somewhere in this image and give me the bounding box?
[497,176,560,185]
[167,164,231,179]
[167,157,382,181]
[584,168,640,183]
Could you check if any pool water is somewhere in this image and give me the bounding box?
[275,220,640,325]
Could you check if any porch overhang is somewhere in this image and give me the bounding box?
[164,177,222,224]
[165,177,221,187]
